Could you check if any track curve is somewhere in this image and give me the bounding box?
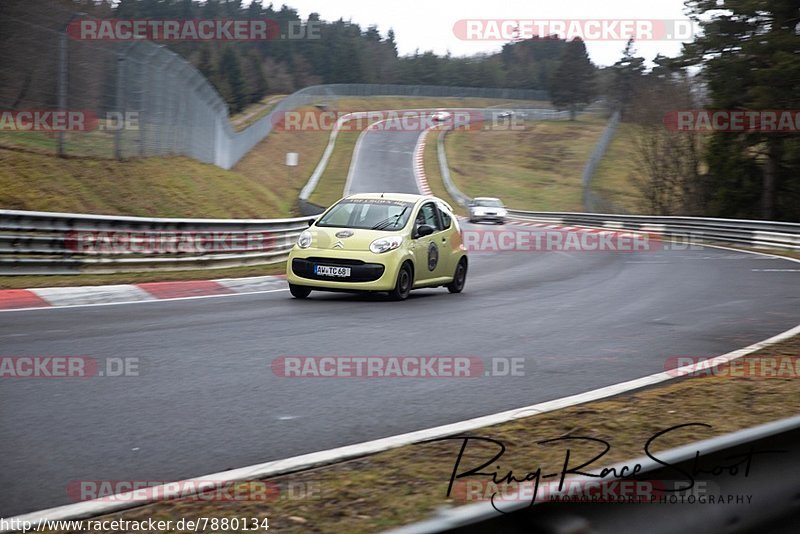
[1,119,799,517]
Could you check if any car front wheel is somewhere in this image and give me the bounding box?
[289,284,312,299]
[389,263,413,301]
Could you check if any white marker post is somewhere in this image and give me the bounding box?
[286,151,298,183]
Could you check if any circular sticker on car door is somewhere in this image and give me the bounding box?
[427,242,439,271]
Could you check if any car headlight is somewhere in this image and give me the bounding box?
[297,230,312,249]
[498,209,508,216]
[369,235,403,254]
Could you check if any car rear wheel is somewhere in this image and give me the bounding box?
[447,258,467,293]
[389,263,412,301]
[289,284,312,299]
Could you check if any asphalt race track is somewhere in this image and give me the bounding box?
[346,123,421,194]
[1,122,799,517]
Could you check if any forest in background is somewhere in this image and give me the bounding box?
[0,0,797,221]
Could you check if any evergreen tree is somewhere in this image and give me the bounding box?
[550,38,595,120]
[610,38,645,118]
[680,0,800,220]
[218,47,246,113]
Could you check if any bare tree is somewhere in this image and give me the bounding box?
[629,72,702,215]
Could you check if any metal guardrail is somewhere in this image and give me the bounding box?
[386,414,800,533]
[437,128,471,208]
[507,210,800,250]
[0,209,313,275]
[3,206,797,276]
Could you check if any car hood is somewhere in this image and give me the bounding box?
[307,226,405,251]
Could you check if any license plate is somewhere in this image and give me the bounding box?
[314,265,351,277]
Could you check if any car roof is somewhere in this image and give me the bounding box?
[473,196,502,201]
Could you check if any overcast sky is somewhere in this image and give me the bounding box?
[281,0,692,67]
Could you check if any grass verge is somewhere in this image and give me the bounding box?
[0,113,328,219]
[422,129,466,217]
[230,95,287,132]
[445,115,608,211]
[0,98,546,219]
[308,130,362,208]
[56,333,800,533]
[591,122,646,213]
[334,97,552,112]
[304,97,555,208]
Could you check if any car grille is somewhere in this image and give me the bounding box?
[292,258,384,282]
[306,257,366,266]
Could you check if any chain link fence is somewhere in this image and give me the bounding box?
[0,3,550,170]
[0,3,228,164]
[582,110,621,212]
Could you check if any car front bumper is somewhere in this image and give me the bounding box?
[470,213,506,222]
[286,247,406,291]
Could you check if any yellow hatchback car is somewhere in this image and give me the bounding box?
[287,193,468,300]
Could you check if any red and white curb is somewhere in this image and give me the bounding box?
[0,275,287,311]
[413,127,435,196]
[506,218,644,238]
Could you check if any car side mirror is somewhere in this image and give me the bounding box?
[416,224,435,238]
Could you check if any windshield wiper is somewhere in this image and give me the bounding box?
[371,207,408,230]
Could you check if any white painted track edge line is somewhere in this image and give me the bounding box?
[5,322,799,528]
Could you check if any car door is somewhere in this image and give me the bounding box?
[411,202,447,285]
[435,201,459,277]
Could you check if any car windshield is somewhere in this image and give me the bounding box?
[316,199,414,230]
[475,199,503,207]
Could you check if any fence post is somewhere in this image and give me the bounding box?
[57,12,87,157]
[114,44,127,160]
[57,30,68,157]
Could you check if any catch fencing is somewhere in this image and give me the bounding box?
[0,4,549,169]
[582,110,621,211]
